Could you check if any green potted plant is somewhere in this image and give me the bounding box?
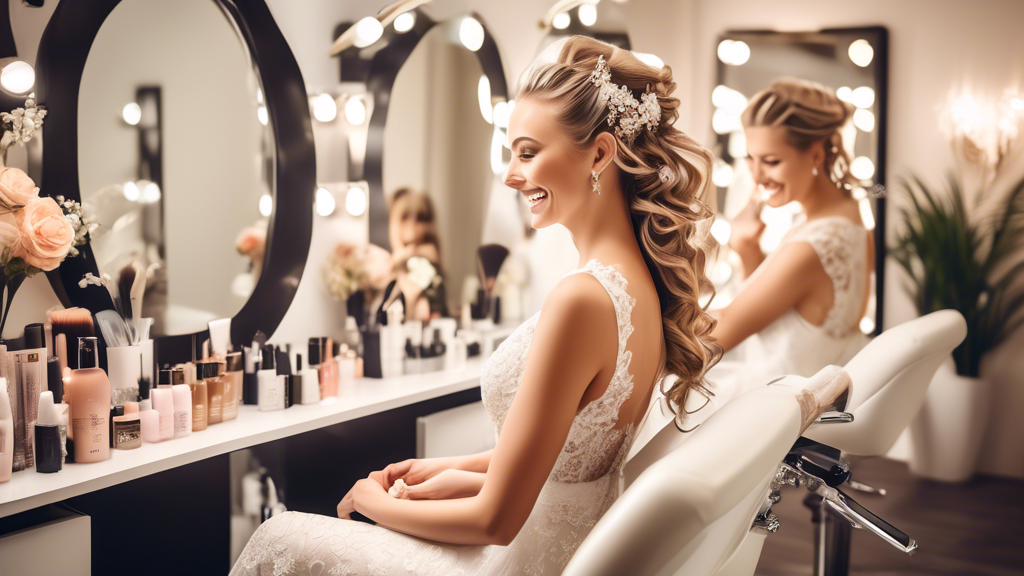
[891,93,1024,481]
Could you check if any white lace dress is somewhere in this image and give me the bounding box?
[231,260,639,576]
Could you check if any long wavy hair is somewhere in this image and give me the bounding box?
[517,36,722,415]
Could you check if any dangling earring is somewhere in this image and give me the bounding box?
[812,167,819,177]
[591,171,601,195]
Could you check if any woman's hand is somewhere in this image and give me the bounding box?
[381,458,448,489]
[401,469,486,501]
[728,196,766,255]
[338,472,388,520]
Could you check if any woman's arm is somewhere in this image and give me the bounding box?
[712,242,825,353]
[347,274,615,545]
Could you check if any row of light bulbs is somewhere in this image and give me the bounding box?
[717,38,875,69]
[256,185,368,219]
[352,13,486,53]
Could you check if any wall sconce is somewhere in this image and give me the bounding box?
[0,58,35,95]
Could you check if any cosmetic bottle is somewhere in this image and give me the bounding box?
[0,380,13,482]
[322,339,339,397]
[202,362,226,424]
[308,337,325,396]
[108,405,123,447]
[340,350,358,388]
[342,316,362,355]
[138,376,153,411]
[172,383,192,437]
[35,391,62,473]
[242,345,258,405]
[15,352,43,470]
[150,386,174,441]
[381,301,405,378]
[288,354,304,406]
[446,335,468,371]
[47,356,64,404]
[190,370,208,432]
[106,345,141,405]
[277,349,292,409]
[67,337,111,463]
[257,346,283,411]
[124,401,138,414]
[222,352,242,421]
[296,353,320,405]
[112,413,141,450]
[139,409,161,443]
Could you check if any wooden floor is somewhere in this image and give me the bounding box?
[756,456,1024,575]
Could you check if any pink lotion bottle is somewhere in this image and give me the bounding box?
[67,337,111,463]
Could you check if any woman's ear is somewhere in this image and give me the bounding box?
[810,140,826,172]
[592,132,617,175]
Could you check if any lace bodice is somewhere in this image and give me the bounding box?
[481,259,637,483]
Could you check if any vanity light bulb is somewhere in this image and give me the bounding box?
[552,12,570,30]
[850,156,875,181]
[712,161,734,188]
[478,75,493,124]
[459,17,485,51]
[0,60,34,94]
[1012,97,1024,112]
[313,93,338,123]
[394,12,415,33]
[316,187,336,217]
[141,182,161,204]
[256,88,264,104]
[259,193,273,217]
[712,85,747,114]
[345,186,367,217]
[730,41,750,65]
[353,17,384,48]
[836,86,853,103]
[578,4,598,26]
[344,97,366,125]
[859,316,875,335]
[123,181,140,202]
[492,101,510,129]
[257,106,269,126]
[858,197,876,231]
[710,218,732,245]
[122,102,142,126]
[712,108,741,135]
[853,108,875,132]
[634,52,664,70]
[848,39,874,68]
[851,86,875,109]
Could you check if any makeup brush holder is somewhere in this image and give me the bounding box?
[106,345,142,405]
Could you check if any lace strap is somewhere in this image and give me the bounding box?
[565,260,636,358]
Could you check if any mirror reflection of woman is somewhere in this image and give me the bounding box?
[387,188,449,321]
[700,78,873,412]
[231,38,848,576]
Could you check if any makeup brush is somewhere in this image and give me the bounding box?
[48,308,96,371]
[477,244,510,295]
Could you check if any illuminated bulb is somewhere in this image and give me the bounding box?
[710,259,734,286]
[344,97,366,125]
[852,86,875,109]
[727,130,746,159]
[257,106,268,126]
[259,193,273,217]
[313,93,337,122]
[353,17,384,48]
[712,160,734,188]
[393,11,415,33]
[491,126,508,175]
[459,17,485,51]
[853,108,875,132]
[848,39,874,67]
[478,75,492,124]
[345,186,367,216]
[578,4,598,26]
[712,108,741,134]
[717,40,735,64]
[256,88,264,104]
[850,156,875,180]
[858,197,875,230]
[710,218,732,245]
[0,60,34,94]
[316,187,336,217]
[492,101,510,128]
[852,187,867,200]
[1012,97,1024,112]
[123,181,140,202]
[141,181,161,204]
[122,102,142,126]
[634,52,664,70]
[730,41,750,65]
[712,85,747,113]
[552,12,570,30]
[859,316,875,335]
[836,86,853,103]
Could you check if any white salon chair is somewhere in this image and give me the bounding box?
[562,310,967,576]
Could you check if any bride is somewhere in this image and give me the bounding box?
[231,38,845,576]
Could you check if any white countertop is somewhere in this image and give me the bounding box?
[0,359,485,519]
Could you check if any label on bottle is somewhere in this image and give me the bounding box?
[72,413,107,454]
[174,410,189,433]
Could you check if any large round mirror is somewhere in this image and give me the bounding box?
[78,0,269,337]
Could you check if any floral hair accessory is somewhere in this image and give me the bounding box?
[589,55,661,142]
[658,164,672,183]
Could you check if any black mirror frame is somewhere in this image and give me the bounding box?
[712,25,888,335]
[34,0,315,361]
[353,10,508,249]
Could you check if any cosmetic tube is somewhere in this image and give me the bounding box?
[0,379,13,482]
[190,374,208,432]
[139,409,161,443]
[67,337,110,463]
[172,384,192,437]
[112,413,141,450]
[107,345,142,405]
[150,387,174,441]
[35,391,62,473]
[15,352,43,469]
[204,362,226,424]
[297,354,320,405]
[57,402,68,464]
[257,346,284,411]
[222,352,242,421]
[276,349,292,408]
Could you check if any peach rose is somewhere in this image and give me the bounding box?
[0,212,19,265]
[13,197,74,271]
[0,167,40,209]
[236,227,266,257]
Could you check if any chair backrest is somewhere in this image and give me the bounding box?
[561,385,805,576]
[804,310,966,455]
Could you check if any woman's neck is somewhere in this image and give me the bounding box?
[799,178,850,220]
[564,181,643,267]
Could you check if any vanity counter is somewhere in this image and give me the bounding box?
[0,359,486,519]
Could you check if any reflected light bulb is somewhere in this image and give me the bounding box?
[710,218,732,245]
[836,86,853,103]
[859,316,875,335]
[853,108,875,132]
[492,101,510,128]
[257,106,269,126]
[0,60,34,94]
[717,40,735,64]
[858,197,876,230]
[848,39,874,67]
[393,11,415,33]
[635,52,664,70]
[712,108,741,134]
[850,156,875,180]
[346,186,367,217]
[727,130,746,159]
[712,161,734,188]
[552,12,570,30]
[730,41,750,65]
[123,181,140,202]
[852,86,875,109]
[122,102,142,126]
[578,4,597,26]
[141,181,161,204]
[316,187,336,217]
[344,97,366,125]
[313,93,338,122]
[478,75,492,124]
[259,193,273,217]
[353,17,384,48]
[459,17,485,51]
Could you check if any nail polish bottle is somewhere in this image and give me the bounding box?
[67,337,111,463]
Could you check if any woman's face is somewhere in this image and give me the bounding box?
[504,98,593,229]
[389,199,430,251]
[744,126,822,208]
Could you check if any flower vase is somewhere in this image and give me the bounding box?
[0,268,26,339]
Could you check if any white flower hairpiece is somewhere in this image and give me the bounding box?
[589,55,661,142]
[1,94,47,149]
